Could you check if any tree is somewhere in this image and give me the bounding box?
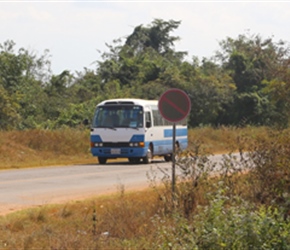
[0,85,20,129]
[125,19,184,55]
[0,40,52,129]
[184,59,236,127]
[95,19,188,104]
[215,33,290,126]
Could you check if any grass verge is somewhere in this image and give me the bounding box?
[0,126,268,170]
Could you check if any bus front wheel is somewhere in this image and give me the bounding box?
[98,157,107,164]
[128,158,141,164]
[143,145,153,164]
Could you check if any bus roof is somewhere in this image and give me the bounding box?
[97,98,158,107]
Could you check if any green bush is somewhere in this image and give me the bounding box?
[151,189,290,250]
[149,129,290,249]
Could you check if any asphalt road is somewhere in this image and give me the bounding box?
[0,153,231,215]
[0,159,172,215]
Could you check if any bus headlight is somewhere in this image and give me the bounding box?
[91,142,103,147]
[129,142,144,147]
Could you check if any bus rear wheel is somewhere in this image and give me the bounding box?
[98,157,107,164]
[164,154,172,162]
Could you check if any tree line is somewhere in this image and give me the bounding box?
[1,19,290,130]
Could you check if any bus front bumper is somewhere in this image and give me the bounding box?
[91,147,147,158]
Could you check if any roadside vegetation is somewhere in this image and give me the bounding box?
[1,20,290,132]
[0,126,266,170]
[0,128,92,170]
[1,126,290,249]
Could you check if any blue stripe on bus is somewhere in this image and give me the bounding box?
[130,134,144,142]
[164,128,187,137]
[91,135,102,142]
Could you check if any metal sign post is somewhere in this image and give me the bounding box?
[172,122,176,199]
[158,88,191,206]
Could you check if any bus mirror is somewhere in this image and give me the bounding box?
[146,121,151,128]
[83,118,89,126]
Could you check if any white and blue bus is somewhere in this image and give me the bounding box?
[89,98,188,164]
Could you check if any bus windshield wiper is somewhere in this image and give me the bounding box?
[96,125,116,130]
[125,126,139,130]
[105,126,117,130]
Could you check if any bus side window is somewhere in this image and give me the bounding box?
[145,111,151,128]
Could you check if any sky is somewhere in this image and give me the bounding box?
[1,1,290,75]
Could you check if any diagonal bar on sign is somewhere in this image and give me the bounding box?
[163,96,187,116]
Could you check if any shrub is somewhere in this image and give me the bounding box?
[149,128,290,249]
[151,190,290,249]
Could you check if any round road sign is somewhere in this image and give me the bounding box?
[158,88,191,123]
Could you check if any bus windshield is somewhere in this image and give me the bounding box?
[92,105,144,129]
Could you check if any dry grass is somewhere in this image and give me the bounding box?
[0,129,94,169]
[0,126,268,170]
[187,125,269,154]
[0,188,160,249]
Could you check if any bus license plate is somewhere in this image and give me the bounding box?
[111,148,121,154]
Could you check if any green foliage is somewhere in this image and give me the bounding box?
[151,193,290,250]
[264,78,290,127]
[187,73,236,127]
[193,191,290,249]
[125,19,184,55]
[0,40,52,129]
[0,85,20,129]
[224,90,277,126]
[216,34,290,126]
[1,20,290,129]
